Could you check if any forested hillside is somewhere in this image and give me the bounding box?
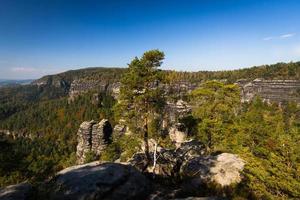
[0,60,299,199]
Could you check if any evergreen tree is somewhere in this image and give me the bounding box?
[115,50,166,166]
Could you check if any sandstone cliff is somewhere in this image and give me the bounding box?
[238,79,300,104]
[76,119,113,164]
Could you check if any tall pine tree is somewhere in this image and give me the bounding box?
[115,50,166,167]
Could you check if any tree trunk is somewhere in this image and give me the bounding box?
[142,120,151,172]
[152,141,158,179]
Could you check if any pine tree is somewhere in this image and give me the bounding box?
[115,50,165,167]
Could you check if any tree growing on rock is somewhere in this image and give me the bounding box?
[114,50,166,167]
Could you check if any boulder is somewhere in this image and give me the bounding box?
[0,182,32,200]
[129,148,179,178]
[47,162,151,200]
[153,149,180,177]
[176,140,206,161]
[130,139,206,178]
[180,153,245,187]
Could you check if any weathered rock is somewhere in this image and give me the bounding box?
[164,100,193,125]
[237,79,300,104]
[91,119,113,155]
[141,138,163,153]
[176,140,206,161]
[76,119,112,164]
[180,153,245,187]
[169,123,188,147]
[153,149,180,177]
[0,182,32,200]
[48,162,151,200]
[76,120,95,164]
[113,124,126,136]
[128,152,149,172]
[129,149,180,178]
[130,140,206,178]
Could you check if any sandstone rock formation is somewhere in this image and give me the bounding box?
[129,140,244,188]
[180,153,245,187]
[0,182,32,200]
[76,119,112,164]
[47,162,151,200]
[237,79,300,104]
[113,124,126,136]
[169,123,188,147]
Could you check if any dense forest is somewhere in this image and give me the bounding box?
[0,59,300,199]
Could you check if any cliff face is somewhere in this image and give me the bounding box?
[238,79,300,104]
[76,119,112,164]
[68,79,120,101]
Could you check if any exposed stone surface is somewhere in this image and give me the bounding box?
[76,120,95,164]
[169,123,188,147]
[141,138,163,153]
[113,124,126,136]
[0,182,32,200]
[91,119,113,155]
[76,119,112,164]
[0,129,41,140]
[47,162,151,200]
[164,100,192,126]
[129,141,244,188]
[129,139,206,178]
[237,79,300,104]
[68,79,110,101]
[180,153,245,187]
[175,140,206,161]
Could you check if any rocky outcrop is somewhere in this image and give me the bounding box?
[68,79,120,101]
[46,162,151,200]
[169,123,188,147]
[113,124,126,136]
[91,120,113,156]
[129,140,244,188]
[175,140,206,161]
[237,79,300,104]
[0,129,42,140]
[76,119,112,164]
[0,182,32,200]
[180,153,245,187]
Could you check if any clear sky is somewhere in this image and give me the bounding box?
[1,0,300,79]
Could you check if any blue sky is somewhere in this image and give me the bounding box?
[0,0,300,79]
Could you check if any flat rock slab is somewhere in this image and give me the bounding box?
[48,162,151,200]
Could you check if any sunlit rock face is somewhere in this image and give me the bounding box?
[180,153,245,187]
[169,123,188,147]
[237,79,300,104]
[76,119,112,164]
[129,139,244,188]
[68,79,120,101]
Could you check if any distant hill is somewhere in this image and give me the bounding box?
[33,61,300,86]
[0,79,34,87]
[0,62,299,105]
